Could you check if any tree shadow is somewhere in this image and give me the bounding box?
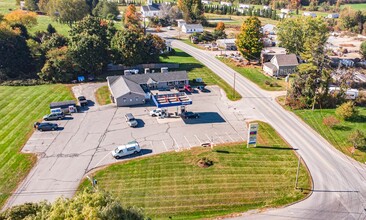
[255,146,298,150]
[347,115,366,123]
[332,125,352,131]
[215,150,230,154]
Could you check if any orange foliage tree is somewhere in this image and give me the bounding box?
[4,10,37,27]
[124,4,141,30]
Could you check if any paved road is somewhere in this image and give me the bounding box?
[172,40,366,219]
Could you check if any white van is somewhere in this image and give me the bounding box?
[51,108,62,114]
[111,141,141,159]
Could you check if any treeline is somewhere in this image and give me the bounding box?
[204,5,279,20]
[0,9,166,83]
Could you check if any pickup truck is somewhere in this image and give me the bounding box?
[78,96,88,106]
[184,85,193,93]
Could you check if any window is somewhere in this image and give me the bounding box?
[135,97,139,101]
[123,98,127,102]
[127,147,136,151]
[130,99,133,102]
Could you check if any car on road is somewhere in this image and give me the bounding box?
[78,96,88,106]
[35,122,58,131]
[43,112,65,121]
[197,86,210,93]
[149,108,166,117]
[111,141,141,159]
[181,111,199,119]
[125,113,138,127]
[184,84,193,93]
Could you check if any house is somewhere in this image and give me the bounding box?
[220,1,232,6]
[141,0,162,17]
[202,0,211,4]
[216,39,237,50]
[239,4,250,9]
[280,8,292,14]
[181,24,204,33]
[177,19,186,28]
[262,24,276,35]
[263,5,270,10]
[327,13,339,19]
[329,86,359,100]
[107,71,189,107]
[303,12,316,18]
[263,54,299,77]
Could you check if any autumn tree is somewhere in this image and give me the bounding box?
[215,21,225,31]
[47,0,89,26]
[4,10,38,27]
[124,4,141,30]
[38,0,49,13]
[235,16,263,60]
[24,0,39,11]
[336,101,359,120]
[349,130,366,150]
[360,41,366,59]
[322,115,340,128]
[177,0,205,23]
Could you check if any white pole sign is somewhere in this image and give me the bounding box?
[247,123,259,148]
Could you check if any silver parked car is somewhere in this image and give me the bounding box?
[125,113,138,127]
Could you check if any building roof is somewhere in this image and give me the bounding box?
[273,54,299,66]
[263,62,278,71]
[141,4,161,12]
[216,38,236,44]
[124,71,188,85]
[50,100,76,108]
[107,76,145,99]
[182,24,203,30]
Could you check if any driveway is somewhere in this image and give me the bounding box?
[4,84,250,208]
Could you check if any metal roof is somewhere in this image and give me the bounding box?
[152,92,192,108]
[123,71,188,85]
[273,54,299,66]
[50,100,76,108]
[141,4,161,12]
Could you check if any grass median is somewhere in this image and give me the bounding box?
[79,122,310,219]
[161,49,242,101]
[95,85,112,105]
[0,84,74,208]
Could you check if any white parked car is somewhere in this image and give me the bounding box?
[149,108,166,117]
[111,141,141,159]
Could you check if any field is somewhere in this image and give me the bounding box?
[95,85,112,105]
[342,3,366,10]
[0,85,74,208]
[205,13,279,26]
[79,122,310,219]
[161,49,242,101]
[295,108,366,163]
[218,57,288,91]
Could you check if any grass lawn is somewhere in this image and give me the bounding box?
[79,122,310,219]
[205,13,279,26]
[0,0,17,14]
[29,15,71,36]
[0,84,74,208]
[342,3,366,10]
[161,49,242,101]
[294,108,366,163]
[95,85,112,105]
[218,57,288,91]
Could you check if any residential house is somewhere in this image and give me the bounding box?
[329,86,359,100]
[262,24,276,35]
[303,12,316,18]
[216,39,237,50]
[141,0,162,17]
[107,71,189,107]
[177,19,186,28]
[263,54,299,77]
[181,24,204,33]
[220,1,232,6]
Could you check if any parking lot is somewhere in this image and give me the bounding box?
[6,83,253,208]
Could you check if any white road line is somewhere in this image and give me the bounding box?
[195,135,202,145]
[173,138,180,151]
[215,132,224,144]
[162,140,168,151]
[237,132,245,141]
[94,151,111,167]
[205,134,212,143]
[184,136,192,149]
[226,132,235,142]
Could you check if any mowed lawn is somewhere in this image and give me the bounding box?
[0,85,74,208]
[95,85,112,105]
[218,57,288,91]
[295,108,366,163]
[161,49,242,101]
[342,3,366,10]
[79,122,310,219]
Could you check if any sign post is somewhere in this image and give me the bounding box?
[247,123,259,148]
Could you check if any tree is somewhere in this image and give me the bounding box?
[47,0,89,26]
[124,4,141,30]
[4,10,38,27]
[41,33,68,52]
[93,0,120,20]
[335,101,359,120]
[361,41,366,59]
[38,0,50,12]
[235,16,263,60]
[47,23,56,34]
[215,21,225,31]
[322,115,340,128]
[348,130,366,150]
[177,0,205,23]
[0,190,147,220]
[24,0,39,11]
[111,30,144,66]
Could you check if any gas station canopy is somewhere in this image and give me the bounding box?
[152,92,192,108]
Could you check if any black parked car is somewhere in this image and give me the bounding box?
[78,96,88,106]
[197,86,210,93]
[34,122,58,131]
[181,111,199,119]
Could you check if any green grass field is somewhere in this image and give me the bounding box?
[205,13,279,26]
[342,3,366,10]
[218,57,288,91]
[79,122,310,219]
[0,85,74,208]
[95,85,112,105]
[161,49,242,101]
[295,108,366,163]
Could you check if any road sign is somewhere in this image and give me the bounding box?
[247,123,259,148]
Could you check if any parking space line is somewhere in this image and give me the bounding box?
[94,152,111,167]
[184,136,192,149]
[173,138,180,152]
[237,132,245,141]
[195,135,202,145]
[215,132,224,144]
[205,134,212,143]
[162,140,168,151]
[226,132,235,142]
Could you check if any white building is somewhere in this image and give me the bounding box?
[141,0,162,17]
[202,0,211,4]
[327,13,339,19]
[177,19,186,28]
[221,1,233,6]
[216,39,237,50]
[303,12,317,18]
[280,8,292,14]
[182,24,204,33]
[263,5,270,10]
[262,24,276,35]
[329,86,359,100]
[263,54,299,77]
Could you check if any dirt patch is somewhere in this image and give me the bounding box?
[197,157,214,168]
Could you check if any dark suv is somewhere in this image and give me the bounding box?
[181,111,199,119]
[35,122,58,131]
[43,112,65,121]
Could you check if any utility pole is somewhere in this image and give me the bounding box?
[295,156,301,189]
[284,75,289,105]
[233,71,236,99]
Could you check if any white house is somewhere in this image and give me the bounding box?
[280,8,292,14]
[263,5,270,10]
[327,13,339,19]
[239,4,250,9]
[182,24,204,33]
[202,0,211,4]
[329,86,359,100]
[177,19,186,28]
[303,12,316,18]
[221,1,232,6]
[141,0,162,17]
[216,39,237,50]
[263,54,299,77]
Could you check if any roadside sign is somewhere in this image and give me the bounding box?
[247,123,259,148]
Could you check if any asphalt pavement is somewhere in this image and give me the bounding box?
[172,40,366,219]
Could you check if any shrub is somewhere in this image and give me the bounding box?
[264,80,270,85]
[322,115,340,128]
[335,101,359,120]
[348,129,366,150]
